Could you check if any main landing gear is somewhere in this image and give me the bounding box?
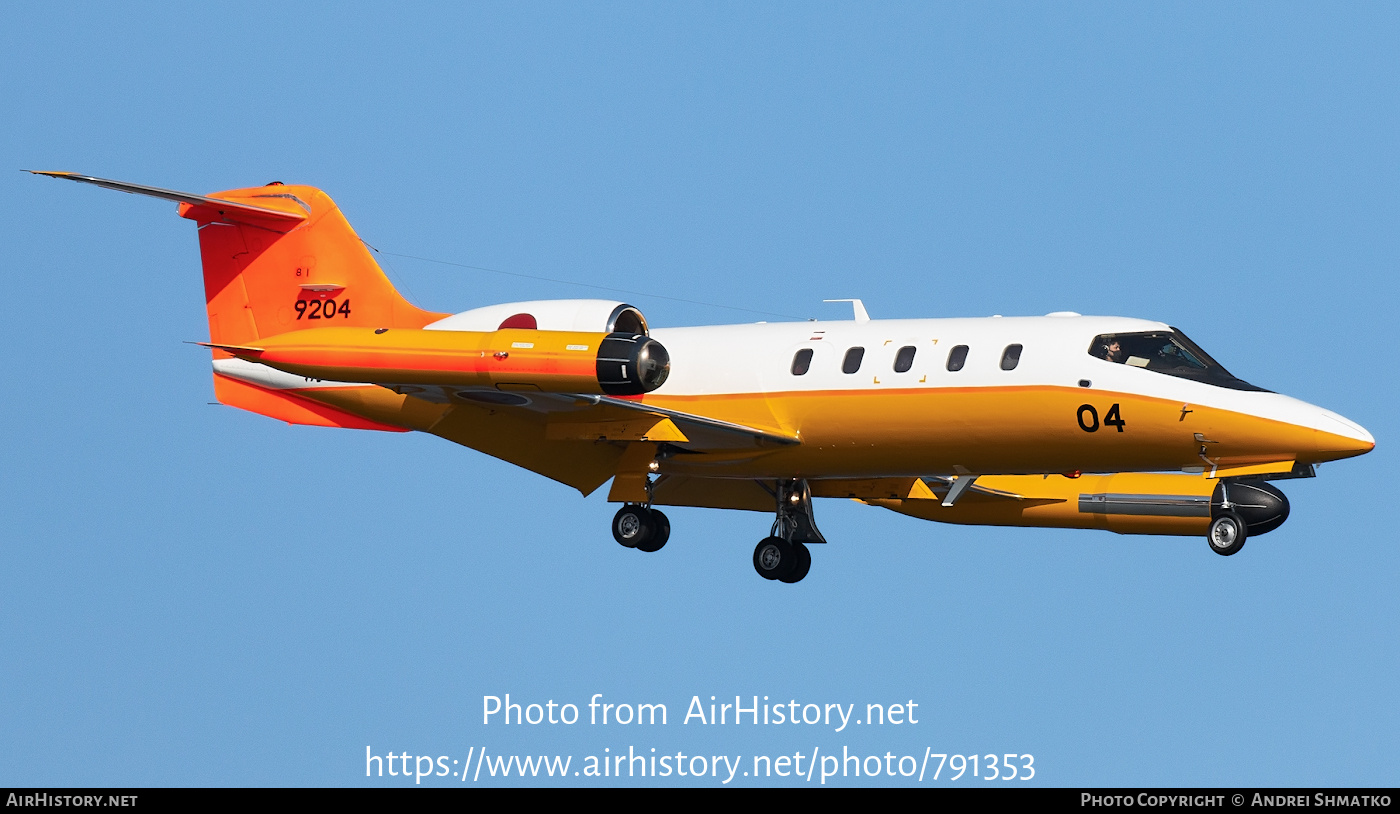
[610,478,827,583]
[612,504,670,553]
[753,537,811,583]
[752,479,825,584]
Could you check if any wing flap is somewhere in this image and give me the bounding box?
[649,475,775,512]
[810,478,937,501]
[567,394,800,449]
[545,416,690,443]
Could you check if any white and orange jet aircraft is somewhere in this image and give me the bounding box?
[33,172,1375,583]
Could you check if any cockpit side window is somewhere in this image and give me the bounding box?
[1088,331,1268,392]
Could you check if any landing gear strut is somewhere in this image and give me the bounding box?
[752,479,824,583]
[1206,482,1248,556]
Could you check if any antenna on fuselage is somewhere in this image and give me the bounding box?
[823,299,870,323]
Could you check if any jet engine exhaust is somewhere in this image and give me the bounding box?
[596,332,671,395]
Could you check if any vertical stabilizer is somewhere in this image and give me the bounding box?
[29,172,447,345]
[31,172,447,430]
[181,183,447,345]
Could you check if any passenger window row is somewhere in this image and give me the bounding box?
[790,344,1023,375]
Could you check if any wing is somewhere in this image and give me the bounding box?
[212,359,798,496]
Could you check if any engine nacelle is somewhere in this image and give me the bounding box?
[424,299,649,335]
[231,326,670,396]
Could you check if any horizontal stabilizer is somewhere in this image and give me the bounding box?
[212,373,408,433]
[28,171,309,231]
[188,340,266,355]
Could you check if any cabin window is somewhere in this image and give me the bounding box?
[1000,344,1022,370]
[842,347,865,374]
[791,348,814,376]
[893,345,917,373]
[946,345,969,371]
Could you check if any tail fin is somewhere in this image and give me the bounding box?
[189,182,449,344]
[29,172,447,344]
[33,172,446,431]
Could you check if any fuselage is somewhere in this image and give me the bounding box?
[642,314,1373,480]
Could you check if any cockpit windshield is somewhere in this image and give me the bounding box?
[1088,330,1268,392]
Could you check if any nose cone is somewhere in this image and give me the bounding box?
[1313,409,1375,461]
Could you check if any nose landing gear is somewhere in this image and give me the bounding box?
[752,479,824,583]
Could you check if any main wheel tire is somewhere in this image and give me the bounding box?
[1207,511,1247,556]
[778,542,811,583]
[636,509,670,552]
[753,536,795,580]
[612,504,654,548]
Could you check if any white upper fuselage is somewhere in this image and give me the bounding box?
[647,313,1372,452]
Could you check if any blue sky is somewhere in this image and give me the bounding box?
[2,2,1396,786]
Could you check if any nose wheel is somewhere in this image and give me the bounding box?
[1207,511,1247,556]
